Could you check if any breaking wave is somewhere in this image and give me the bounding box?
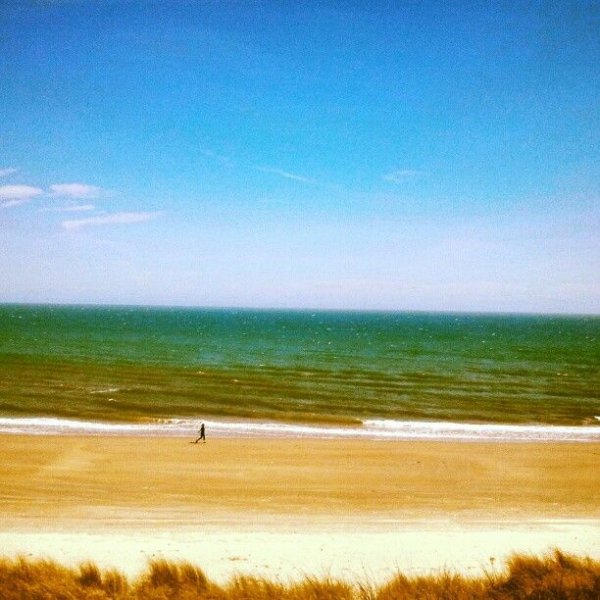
[0,416,598,442]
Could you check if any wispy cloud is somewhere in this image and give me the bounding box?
[1,199,30,209]
[0,184,43,200]
[0,168,18,178]
[0,184,44,208]
[50,183,107,199]
[258,166,315,184]
[43,204,96,213]
[383,169,425,183]
[62,211,162,231]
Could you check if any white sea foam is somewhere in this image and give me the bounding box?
[362,419,600,442]
[0,417,173,436]
[0,416,599,442]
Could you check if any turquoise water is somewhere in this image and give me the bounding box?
[0,305,598,436]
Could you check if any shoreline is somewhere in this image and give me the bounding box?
[1,434,599,583]
[1,415,599,442]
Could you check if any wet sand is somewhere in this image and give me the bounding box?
[1,434,599,582]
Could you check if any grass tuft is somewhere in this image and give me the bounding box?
[0,550,598,599]
[376,570,488,600]
[288,576,355,600]
[136,559,210,599]
[488,549,600,599]
[79,561,104,587]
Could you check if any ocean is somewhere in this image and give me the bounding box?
[0,304,599,441]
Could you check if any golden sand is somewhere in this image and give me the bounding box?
[2,435,599,525]
[1,435,599,581]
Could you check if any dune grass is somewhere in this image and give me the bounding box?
[0,550,599,599]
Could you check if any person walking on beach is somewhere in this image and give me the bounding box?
[194,423,206,443]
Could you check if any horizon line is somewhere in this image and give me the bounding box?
[0,301,597,318]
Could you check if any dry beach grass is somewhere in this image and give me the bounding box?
[1,551,600,599]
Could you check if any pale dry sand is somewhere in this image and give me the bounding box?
[1,434,599,583]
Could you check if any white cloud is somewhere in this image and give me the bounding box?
[383,169,425,183]
[0,184,43,208]
[0,168,18,177]
[62,211,161,231]
[258,166,315,184]
[50,183,106,198]
[1,198,30,209]
[0,184,44,200]
[43,204,96,213]
[63,204,97,212]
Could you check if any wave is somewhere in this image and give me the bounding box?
[0,416,599,442]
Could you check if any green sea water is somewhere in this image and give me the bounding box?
[0,304,598,427]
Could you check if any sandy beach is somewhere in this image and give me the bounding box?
[1,434,599,583]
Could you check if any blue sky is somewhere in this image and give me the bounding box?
[1,1,599,313]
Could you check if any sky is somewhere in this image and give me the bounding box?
[1,1,599,314]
